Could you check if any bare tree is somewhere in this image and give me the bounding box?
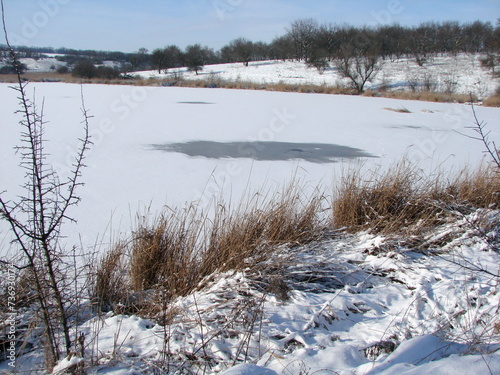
[223,37,254,66]
[286,18,319,61]
[151,48,167,74]
[0,0,92,371]
[269,35,294,61]
[336,47,380,93]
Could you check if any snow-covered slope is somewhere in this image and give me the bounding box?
[6,53,498,98]
[134,54,499,98]
[2,209,498,374]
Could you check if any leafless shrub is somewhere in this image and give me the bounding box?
[335,52,380,93]
[406,73,420,93]
[442,73,458,94]
[422,73,437,92]
[405,72,438,93]
[480,53,499,74]
[0,2,92,370]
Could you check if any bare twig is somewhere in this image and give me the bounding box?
[465,96,500,169]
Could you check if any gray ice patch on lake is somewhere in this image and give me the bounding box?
[149,141,376,164]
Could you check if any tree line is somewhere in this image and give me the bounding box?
[1,18,499,77]
[151,19,499,73]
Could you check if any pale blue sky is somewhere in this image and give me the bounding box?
[2,0,499,52]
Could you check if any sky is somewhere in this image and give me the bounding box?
[1,0,499,53]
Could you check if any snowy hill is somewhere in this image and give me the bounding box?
[133,54,499,99]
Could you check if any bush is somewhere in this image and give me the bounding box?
[56,65,69,74]
[95,65,120,79]
[72,60,120,79]
[336,53,380,93]
[0,60,27,74]
[480,53,499,73]
[72,60,96,78]
[307,56,329,74]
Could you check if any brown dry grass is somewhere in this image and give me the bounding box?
[332,161,440,233]
[93,161,499,312]
[376,91,475,103]
[3,71,485,105]
[445,165,500,208]
[0,72,150,86]
[121,184,325,304]
[0,72,69,82]
[201,186,324,276]
[93,242,128,310]
[332,162,500,234]
[129,207,203,297]
[483,95,500,107]
[384,107,412,113]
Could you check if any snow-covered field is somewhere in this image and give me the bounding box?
[0,58,499,374]
[135,54,499,99]
[5,53,498,98]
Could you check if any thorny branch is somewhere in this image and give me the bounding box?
[0,0,92,370]
[463,96,500,170]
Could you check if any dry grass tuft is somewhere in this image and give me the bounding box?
[129,207,203,298]
[93,243,129,310]
[445,165,500,208]
[384,107,412,113]
[332,162,441,233]
[105,183,326,305]
[264,186,324,245]
[201,185,324,276]
[483,95,500,107]
[332,162,499,234]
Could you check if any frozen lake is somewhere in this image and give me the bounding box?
[1,83,499,254]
